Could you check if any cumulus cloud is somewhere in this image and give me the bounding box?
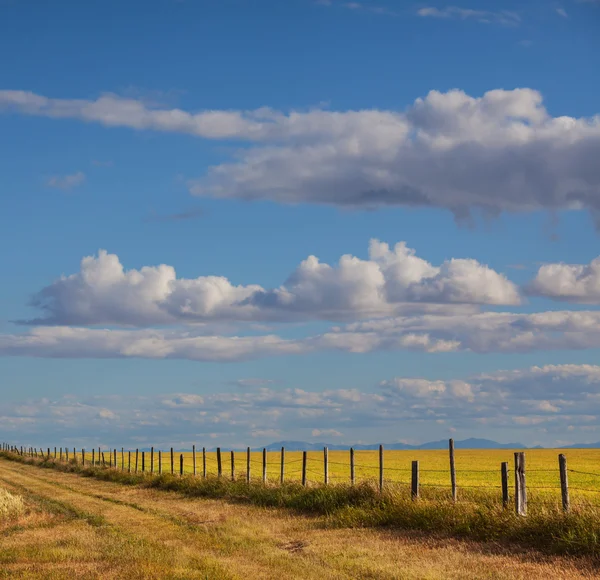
[334,310,600,354]
[2,88,600,219]
[3,310,600,362]
[45,171,85,191]
[4,364,600,447]
[527,256,600,303]
[22,242,518,326]
[416,7,520,26]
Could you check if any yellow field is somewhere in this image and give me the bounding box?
[55,447,600,505]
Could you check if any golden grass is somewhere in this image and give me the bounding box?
[1,458,598,579]
[0,487,25,521]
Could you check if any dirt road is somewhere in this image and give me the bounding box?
[0,459,596,579]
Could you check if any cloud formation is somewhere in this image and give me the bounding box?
[3,310,600,362]
[22,241,518,326]
[417,7,520,26]
[527,256,600,303]
[2,88,599,219]
[3,364,600,447]
[45,171,85,191]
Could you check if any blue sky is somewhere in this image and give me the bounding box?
[1,0,600,449]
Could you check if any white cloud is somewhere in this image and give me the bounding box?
[417,7,520,26]
[527,256,600,303]
[3,88,600,220]
[556,7,568,17]
[3,310,600,362]
[45,171,85,191]
[23,242,517,326]
[4,364,600,447]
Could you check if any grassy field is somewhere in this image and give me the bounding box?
[1,457,599,579]
[58,447,600,504]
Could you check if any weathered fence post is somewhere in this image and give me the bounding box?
[350,447,355,485]
[82,449,85,466]
[65,448,69,463]
[501,462,509,507]
[262,448,267,484]
[180,453,184,476]
[121,448,124,471]
[150,447,154,474]
[92,448,95,466]
[54,447,57,458]
[231,450,235,482]
[74,447,76,463]
[113,449,116,469]
[246,447,251,483]
[128,451,131,473]
[135,449,139,473]
[449,438,457,502]
[379,444,384,493]
[514,452,527,516]
[280,446,285,485]
[158,450,162,475]
[217,447,222,478]
[102,452,106,466]
[203,447,207,478]
[192,445,196,476]
[142,451,145,472]
[60,447,63,461]
[411,460,419,500]
[47,447,50,459]
[170,448,174,475]
[559,453,570,512]
[324,447,329,485]
[302,451,307,486]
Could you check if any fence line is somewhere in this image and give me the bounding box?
[2,439,599,516]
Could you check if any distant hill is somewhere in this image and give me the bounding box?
[251,437,527,452]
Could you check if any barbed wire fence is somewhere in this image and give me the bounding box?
[2,439,599,516]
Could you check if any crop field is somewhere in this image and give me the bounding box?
[77,447,600,505]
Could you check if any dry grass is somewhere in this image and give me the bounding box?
[0,487,25,521]
[1,457,599,579]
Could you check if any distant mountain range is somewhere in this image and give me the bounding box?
[135,438,600,452]
[252,438,527,452]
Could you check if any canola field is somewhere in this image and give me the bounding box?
[73,447,600,504]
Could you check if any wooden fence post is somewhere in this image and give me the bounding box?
[47,447,50,459]
[559,454,570,512]
[280,447,285,485]
[379,444,384,493]
[302,451,307,486]
[142,451,145,472]
[65,448,69,463]
[501,462,509,507]
[82,449,85,466]
[121,448,124,471]
[128,451,131,473]
[262,448,267,484]
[192,445,196,476]
[411,460,419,500]
[514,452,527,516]
[54,447,57,458]
[324,447,329,485]
[231,450,235,482]
[60,447,63,461]
[203,447,207,478]
[102,452,106,466]
[150,447,154,474]
[92,448,95,466]
[246,447,251,483]
[113,449,117,469]
[350,447,355,485]
[134,449,139,473]
[73,447,76,463]
[180,453,184,476]
[217,447,222,479]
[158,450,162,475]
[449,438,457,502]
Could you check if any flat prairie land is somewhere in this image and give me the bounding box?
[94,448,600,503]
[1,457,599,579]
